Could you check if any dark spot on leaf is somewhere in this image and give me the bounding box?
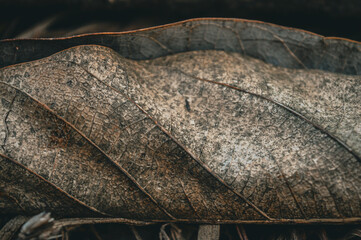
[185,98,191,112]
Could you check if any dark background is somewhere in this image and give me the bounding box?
[0,0,361,41]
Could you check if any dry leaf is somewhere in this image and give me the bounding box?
[0,19,360,225]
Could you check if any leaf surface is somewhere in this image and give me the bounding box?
[1,42,360,223]
[1,18,361,75]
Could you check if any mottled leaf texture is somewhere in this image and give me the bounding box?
[0,19,361,225]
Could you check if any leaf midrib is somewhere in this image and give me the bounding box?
[73,62,273,221]
[0,81,176,220]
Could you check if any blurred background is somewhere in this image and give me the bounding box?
[0,0,361,40]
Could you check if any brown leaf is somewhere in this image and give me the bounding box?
[0,19,360,225]
[1,18,361,74]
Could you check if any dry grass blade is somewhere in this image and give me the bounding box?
[236,225,248,240]
[130,225,143,240]
[90,225,103,240]
[159,224,171,240]
[343,228,361,240]
[169,224,182,240]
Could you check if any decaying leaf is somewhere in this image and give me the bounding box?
[1,18,361,74]
[0,19,360,226]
